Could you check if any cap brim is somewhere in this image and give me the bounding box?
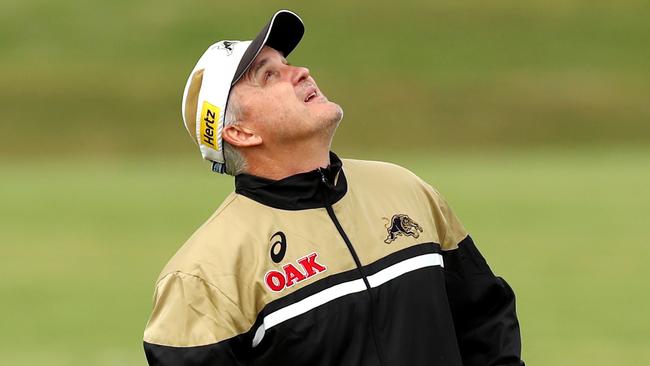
[231,10,305,85]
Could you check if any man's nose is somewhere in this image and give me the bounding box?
[289,65,310,85]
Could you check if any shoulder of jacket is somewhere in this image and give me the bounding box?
[342,158,420,178]
[154,270,217,292]
[154,191,255,282]
[342,158,432,189]
[341,157,453,215]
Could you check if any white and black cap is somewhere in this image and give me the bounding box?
[181,10,305,174]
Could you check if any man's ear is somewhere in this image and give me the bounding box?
[222,124,263,147]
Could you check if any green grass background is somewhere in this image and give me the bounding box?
[1,0,649,364]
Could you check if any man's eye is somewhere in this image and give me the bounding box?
[264,71,273,81]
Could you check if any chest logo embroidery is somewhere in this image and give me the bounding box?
[269,231,287,263]
[383,214,423,244]
[264,252,327,292]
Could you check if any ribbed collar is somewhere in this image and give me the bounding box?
[234,151,347,210]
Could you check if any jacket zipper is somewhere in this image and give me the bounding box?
[318,168,386,366]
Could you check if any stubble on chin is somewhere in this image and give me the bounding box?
[331,103,344,124]
[317,103,344,144]
[319,99,343,124]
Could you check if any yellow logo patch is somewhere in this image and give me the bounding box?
[200,101,220,150]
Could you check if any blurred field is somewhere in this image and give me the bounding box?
[1,148,649,365]
[1,0,649,364]
[1,0,649,155]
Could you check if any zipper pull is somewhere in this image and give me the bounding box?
[318,167,328,184]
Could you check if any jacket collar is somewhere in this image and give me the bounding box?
[234,151,347,210]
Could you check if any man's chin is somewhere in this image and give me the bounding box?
[323,102,344,125]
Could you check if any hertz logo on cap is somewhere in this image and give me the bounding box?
[200,101,220,150]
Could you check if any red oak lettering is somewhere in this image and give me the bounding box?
[283,263,307,287]
[264,252,327,292]
[298,253,327,276]
[264,271,286,292]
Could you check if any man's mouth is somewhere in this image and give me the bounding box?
[303,86,318,103]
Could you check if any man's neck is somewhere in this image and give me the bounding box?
[243,146,331,181]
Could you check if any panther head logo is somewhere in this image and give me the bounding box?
[383,214,423,244]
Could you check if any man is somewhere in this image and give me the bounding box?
[143,9,524,366]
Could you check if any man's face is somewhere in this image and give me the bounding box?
[232,46,343,147]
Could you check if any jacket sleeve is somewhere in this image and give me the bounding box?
[423,183,525,365]
[442,235,525,366]
[143,271,248,366]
